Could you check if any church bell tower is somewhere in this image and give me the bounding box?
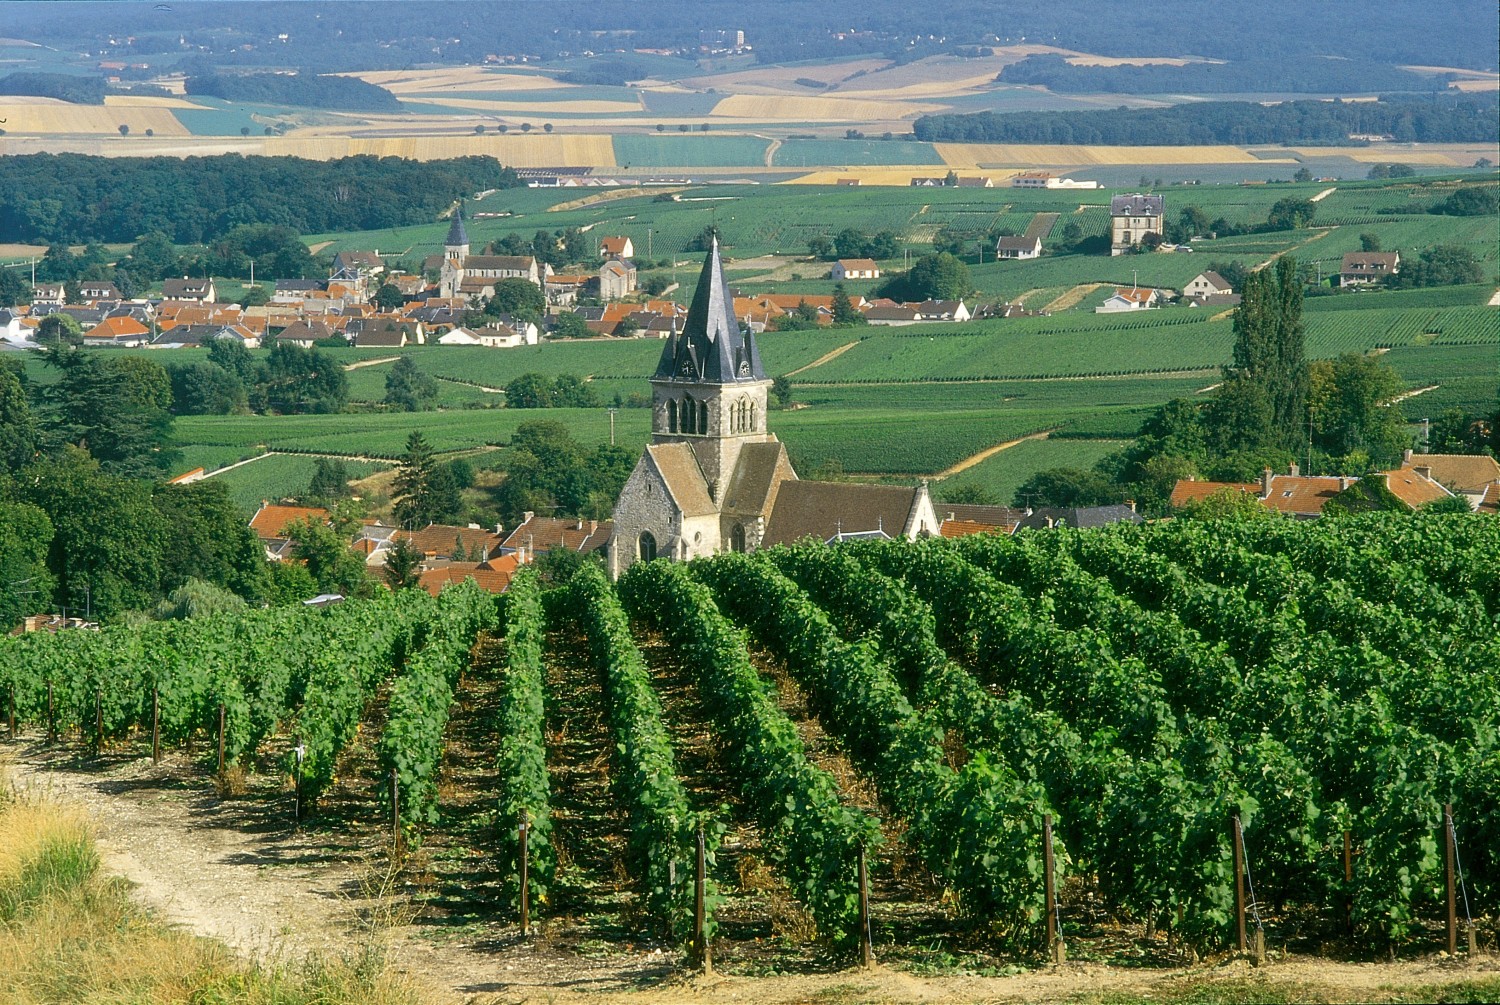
[649,237,772,498]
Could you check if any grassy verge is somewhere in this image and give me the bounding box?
[0,775,417,1005]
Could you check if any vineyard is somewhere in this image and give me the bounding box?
[2,514,1497,982]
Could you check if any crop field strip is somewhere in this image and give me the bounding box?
[5,517,1495,968]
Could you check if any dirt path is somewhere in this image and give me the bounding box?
[345,355,402,370]
[1044,282,1105,312]
[936,429,1053,478]
[786,340,859,376]
[1254,227,1332,271]
[763,137,781,167]
[1487,288,1500,306]
[1310,186,1338,202]
[1389,384,1440,404]
[1025,211,1060,241]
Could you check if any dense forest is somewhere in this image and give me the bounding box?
[1,1,1494,76]
[0,153,519,245]
[183,70,402,112]
[0,72,107,103]
[913,94,1500,146]
[1000,55,1451,94]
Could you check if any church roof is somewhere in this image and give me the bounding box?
[762,481,925,547]
[654,237,765,384]
[721,441,795,518]
[445,206,468,248]
[646,443,718,517]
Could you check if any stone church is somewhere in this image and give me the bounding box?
[608,238,938,578]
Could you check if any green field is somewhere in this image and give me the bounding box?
[204,454,389,512]
[611,135,772,168]
[772,139,943,167]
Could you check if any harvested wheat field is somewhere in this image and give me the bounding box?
[402,96,643,115]
[265,133,616,165]
[784,166,1028,185]
[1289,143,1500,165]
[102,94,204,108]
[711,94,938,121]
[935,142,1290,166]
[347,66,568,94]
[680,59,892,95]
[0,102,190,135]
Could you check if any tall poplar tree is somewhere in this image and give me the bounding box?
[1219,256,1307,453]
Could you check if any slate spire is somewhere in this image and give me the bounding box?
[654,236,765,383]
[444,204,469,251]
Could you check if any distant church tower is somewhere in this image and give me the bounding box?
[609,238,796,577]
[444,205,470,261]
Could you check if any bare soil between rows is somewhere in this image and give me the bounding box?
[3,727,1494,1004]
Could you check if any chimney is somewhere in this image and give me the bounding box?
[1288,462,1299,477]
[1414,466,1432,481]
[1339,476,1352,491]
[1261,467,1274,497]
[522,511,534,523]
[1126,499,1136,513]
[1403,448,1413,464]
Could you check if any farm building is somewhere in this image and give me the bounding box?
[1011,172,1100,189]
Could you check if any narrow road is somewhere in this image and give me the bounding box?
[343,355,401,370]
[1043,283,1104,312]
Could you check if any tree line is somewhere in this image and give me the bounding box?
[913,94,1499,146]
[184,69,402,112]
[1000,54,1449,95]
[0,153,519,245]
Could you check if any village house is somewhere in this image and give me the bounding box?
[1340,251,1401,287]
[349,319,423,348]
[81,315,151,347]
[501,514,613,562]
[437,317,539,347]
[274,318,339,347]
[1096,287,1164,312]
[599,236,634,259]
[937,503,1026,538]
[994,235,1043,260]
[599,256,638,300]
[77,280,121,301]
[1110,194,1165,256]
[249,503,330,561]
[1015,505,1143,531]
[1402,451,1500,509]
[31,283,66,305]
[1170,462,1454,518]
[830,258,881,280]
[1182,271,1234,299]
[162,277,217,302]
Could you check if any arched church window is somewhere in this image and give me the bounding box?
[748,401,756,431]
[731,523,747,553]
[667,399,678,434]
[699,400,709,434]
[638,531,657,562]
[682,397,695,434]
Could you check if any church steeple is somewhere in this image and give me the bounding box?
[654,236,764,385]
[444,205,470,260]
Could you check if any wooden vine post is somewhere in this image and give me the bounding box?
[1232,815,1248,954]
[1444,803,1457,957]
[857,842,874,969]
[693,827,712,975]
[216,702,226,776]
[7,685,15,738]
[518,810,531,937]
[390,769,401,857]
[151,688,160,764]
[46,679,55,744]
[94,690,103,754]
[1044,813,1066,964]
[1343,829,1353,936]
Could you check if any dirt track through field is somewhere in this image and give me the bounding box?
[785,341,858,376]
[1044,282,1105,312]
[936,429,1053,478]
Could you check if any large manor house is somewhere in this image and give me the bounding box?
[608,239,941,577]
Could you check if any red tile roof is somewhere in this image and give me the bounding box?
[1168,480,1259,508]
[249,504,330,540]
[1379,467,1452,509]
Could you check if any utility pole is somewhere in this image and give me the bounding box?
[607,407,617,446]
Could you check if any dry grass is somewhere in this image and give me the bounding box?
[0,775,418,1005]
[101,94,203,109]
[212,763,249,799]
[347,67,567,94]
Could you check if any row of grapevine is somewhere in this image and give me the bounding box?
[1036,525,1491,939]
[692,553,1052,941]
[0,591,432,779]
[377,581,499,839]
[616,560,880,951]
[493,570,556,910]
[569,563,719,947]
